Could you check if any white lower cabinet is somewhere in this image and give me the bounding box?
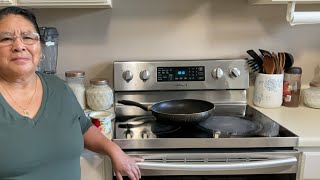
[104,156,113,180]
[80,150,105,180]
[300,152,320,180]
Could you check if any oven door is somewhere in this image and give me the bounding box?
[117,150,300,180]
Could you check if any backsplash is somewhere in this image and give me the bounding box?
[34,0,320,86]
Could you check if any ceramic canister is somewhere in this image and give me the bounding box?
[253,73,284,108]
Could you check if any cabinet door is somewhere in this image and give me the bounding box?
[16,0,112,8]
[301,152,320,180]
[249,0,320,4]
[104,156,113,180]
[80,152,105,180]
[0,0,15,6]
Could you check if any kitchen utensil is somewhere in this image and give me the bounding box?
[278,52,283,74]
[246,50,263,73]
[248,61,261,72]
[277,52,282,74]
[118,99,215,123]
[247,50,263,62]
[259,49,272,57]
[272,52,280,74]
[280,52,286,73]
[198,116,263,137]
[262,55,275,74]
[284,52,294,70]
[252,111,280,137]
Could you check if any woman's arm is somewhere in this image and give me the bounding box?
[83,125,143,180]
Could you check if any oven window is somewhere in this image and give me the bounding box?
[117,174,295,180]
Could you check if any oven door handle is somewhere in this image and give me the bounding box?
[136,157,297,171]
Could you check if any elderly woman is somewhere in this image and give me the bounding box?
[0,6,142,180]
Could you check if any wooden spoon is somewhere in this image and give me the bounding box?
[272,52,279,74]
[281,52,286,73]
[263,55,275,74]
[278,52,282,74]
[278,52,285,74]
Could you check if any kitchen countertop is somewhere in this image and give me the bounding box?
[248,87,320,148]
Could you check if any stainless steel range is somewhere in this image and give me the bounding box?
[112,59,300,180]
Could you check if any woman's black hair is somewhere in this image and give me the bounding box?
[0,6,40,34]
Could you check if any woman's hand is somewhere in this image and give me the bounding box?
[83,126,143,179]
[111,149,143,180]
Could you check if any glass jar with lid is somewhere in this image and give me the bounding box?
[86,78,113,111]
[283,67,302,107]
[65,70,86,109]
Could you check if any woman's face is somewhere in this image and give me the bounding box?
[0,14,41,77]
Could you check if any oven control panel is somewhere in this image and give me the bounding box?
[114,59,249,91]
[157,66,205,82]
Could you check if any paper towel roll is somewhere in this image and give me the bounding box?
[289,12,320,26]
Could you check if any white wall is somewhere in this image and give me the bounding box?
[34,0,320,86]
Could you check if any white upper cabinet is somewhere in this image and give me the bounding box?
[1,0,112,8]
[249,0,320,4]
[0,0,15,6]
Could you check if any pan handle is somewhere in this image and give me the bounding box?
[118,100,150,111]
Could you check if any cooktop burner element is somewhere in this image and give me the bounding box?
[117,116,216,138]
[118,116,181,136]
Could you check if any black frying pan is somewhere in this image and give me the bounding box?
[118,99,215,123]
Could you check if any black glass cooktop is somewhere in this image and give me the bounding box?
[114,105,297,140]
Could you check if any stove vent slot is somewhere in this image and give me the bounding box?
[144,157,270,163]
[166,159,205,163]
[144,159,164,162]
[206,157,270,163]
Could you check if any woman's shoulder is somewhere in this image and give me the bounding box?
[37,72,64,82]
[37,72,68,90]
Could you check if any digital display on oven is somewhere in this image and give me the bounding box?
[157,66,205,82]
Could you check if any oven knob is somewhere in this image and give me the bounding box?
[122,70,133,82]
[141,132,149,139]
[211,68,224,79]
[140,70,150,81]
[213,131,221,138]
[124,130,134,139]
[229,68,241,78]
